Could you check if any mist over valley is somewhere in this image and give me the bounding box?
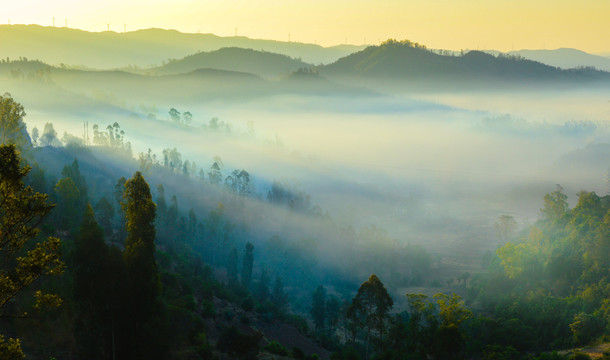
[1,24,610,360]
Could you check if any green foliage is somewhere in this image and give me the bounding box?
[434,293,473,327]
[0,144,64,312]
[473,187,610,353]
[0,93,29,150]
[94,196,114,237]
[0,144,63,356]
[122,171,163,359]
[347,274,393,358]
[0,334,25,360]
[569,313,605,345]
[264,340,289,356]
[569,353,592,360]
[481,345,520,360]
[73,203,127,359]
[541,185,569,223]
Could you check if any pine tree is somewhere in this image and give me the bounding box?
[122,171,161,359]
[73,204,112,359]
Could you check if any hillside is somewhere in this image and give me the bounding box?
[319,40,610,91]
[508,48,610,72]
[0,25,365,68]
[154,47,312,79]
[0,60,373,111]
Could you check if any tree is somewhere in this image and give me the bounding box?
[73,204,112,359]
[348,274,393,358]
[0,93,29,149]
[94,196,115,237]
[39,122,60,147]
[54,177,81,230]
[122,171,160,358]
[311,285,327,332]
[169,108,181,123]
[432,293,472,360]
[30,126,38,146]
[56,159,88,228]
[182,111,193,125]
[208,160,223,185]
[0,144,64,357]
[542,184,568,223]
[242,242,254,288]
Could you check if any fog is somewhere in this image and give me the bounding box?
[3,55,609,304]
[20,86,610,251]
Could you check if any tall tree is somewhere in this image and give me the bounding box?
[0,144,64,358]
[73,204,115,359]
[61,159,88,205]
[348,274,393,358]
[54,177,81,230]
[122,171,161,359]
[432,293,472,360]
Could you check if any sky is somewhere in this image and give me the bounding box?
[3,0,610,53]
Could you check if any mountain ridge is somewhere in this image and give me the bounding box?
[153,47,312,79]
[0,24,364,68]
[319,40,610,91]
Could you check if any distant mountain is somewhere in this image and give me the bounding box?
[319,40,610,91]
[0,60,373,111]
[153,47,312,79]
[507,48,610,72]
[0,25,364,69]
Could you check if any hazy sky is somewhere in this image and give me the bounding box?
[4,0,609,53]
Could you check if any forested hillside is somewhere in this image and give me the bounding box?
[1,82,609,360]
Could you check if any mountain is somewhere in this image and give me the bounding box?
[0,59,373,113]
[319,40,610,91]
[153,47,312,79]
[0,25,364,69]
[508,48,610,72]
